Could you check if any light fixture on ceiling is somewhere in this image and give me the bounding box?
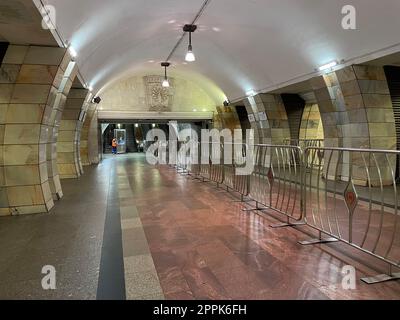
[246,90,256,97]
[88,86,93,92]
[68,46,77,58]
[161,62,171,88]
[183,24,197,62]
[223,99,230,106]
[318,60,338,72]
[135,123,139,128]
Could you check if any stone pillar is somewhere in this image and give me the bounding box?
[80,103,97,165]
[47,59,77,200]
[243,97,260,145]
[244,94,290,145]
[310,65,396,185]
[216,106,242,132]
[310,74,344,149]
[57,88,90,179]
[88,110,100,164]
[0,44,74,215]
[299,103,324,141]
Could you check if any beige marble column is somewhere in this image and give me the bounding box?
[243,98,261,145]
[47,59,77,200]
[57,88,90,179]
[244,94,290,145]
[216,106,242,132]
[0,44,74,216]
[310,65,396,185]
[80,103,97,166]
[87,111,100,164]
[299,103,324,141]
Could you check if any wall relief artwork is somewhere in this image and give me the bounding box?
[143,75,174,112]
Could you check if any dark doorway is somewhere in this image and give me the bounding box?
[281,94,305,142]
[384,66,400,180]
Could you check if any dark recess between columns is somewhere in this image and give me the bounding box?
[235,105,251,141]
[281,94,305,141]
[0,42,9,64]
[383,65,400,179]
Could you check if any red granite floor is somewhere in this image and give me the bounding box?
[122,156,400,300]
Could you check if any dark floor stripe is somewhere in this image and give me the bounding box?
[96,162,126,300]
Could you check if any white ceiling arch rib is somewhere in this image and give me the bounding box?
[41,0,400,102]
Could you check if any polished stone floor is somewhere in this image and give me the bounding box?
[0,153,400,299]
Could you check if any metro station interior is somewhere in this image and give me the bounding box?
[1,0,400,301]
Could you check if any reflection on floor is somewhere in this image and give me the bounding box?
[0,153,399,299]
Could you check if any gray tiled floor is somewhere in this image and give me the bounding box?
[0,163,110,299]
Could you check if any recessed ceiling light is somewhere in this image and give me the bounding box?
[168,20,176,24]
[212,27,221,32]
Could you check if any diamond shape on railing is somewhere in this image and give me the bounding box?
[267,167,274,186]
[344,180,358,215]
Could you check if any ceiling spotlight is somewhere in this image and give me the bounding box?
[161,62,171,88]
[183,24,197,62]
[88,86,93,92]
[318,60,338,72]
[223,99,230,106]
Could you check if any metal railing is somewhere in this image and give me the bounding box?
[162,140,400,283]
[284,139,324,169]
[223,143,250,199]
[246,144,304,225]
[301,146,400,283]
[284,138,324,148]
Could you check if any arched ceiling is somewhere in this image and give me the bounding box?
[41,0,400,101]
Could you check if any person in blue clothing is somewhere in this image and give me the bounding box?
[112,138,118,154]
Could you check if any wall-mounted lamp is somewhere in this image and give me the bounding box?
[161,62,171,87]
[183,24,197,62]
[68,46,77,59]
[246,90,256,97]
[318,60,338,72]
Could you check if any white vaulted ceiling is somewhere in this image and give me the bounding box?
[40,0,400,102]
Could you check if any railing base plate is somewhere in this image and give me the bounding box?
[242,207,268,212]
[298,237,339,245]
[361,272,400,284]
[270,222,306,228]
